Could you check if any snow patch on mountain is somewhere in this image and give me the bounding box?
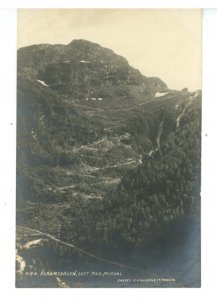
[80,60,90,64]
[155,92,168,98]
[37,79,49,87]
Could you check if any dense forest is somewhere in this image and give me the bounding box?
[61,95,201,250]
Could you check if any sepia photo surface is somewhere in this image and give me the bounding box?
[16,9,202,288]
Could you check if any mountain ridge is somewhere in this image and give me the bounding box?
[17,39,168,100]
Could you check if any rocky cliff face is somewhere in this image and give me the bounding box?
[18,39,168,99]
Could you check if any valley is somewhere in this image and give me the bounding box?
[16,39,201,287]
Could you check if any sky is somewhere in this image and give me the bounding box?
[18,9,202,90]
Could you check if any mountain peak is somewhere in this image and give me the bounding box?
[17,39,168,98]
[68,39,100,47]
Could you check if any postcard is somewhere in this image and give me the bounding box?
[16,9,201,288]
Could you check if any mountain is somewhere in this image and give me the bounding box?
[17,39,169,209]
[17,39,167,100]
[16,39,201,287]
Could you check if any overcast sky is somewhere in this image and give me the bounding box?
[18,9,202,90]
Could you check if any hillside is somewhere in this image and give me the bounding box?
[77,94,201,249]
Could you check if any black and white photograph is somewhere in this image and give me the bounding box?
[15,9,202,288]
